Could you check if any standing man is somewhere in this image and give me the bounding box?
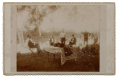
[93,34,98,46]
[81,31,91,46]
[60,29,66,45]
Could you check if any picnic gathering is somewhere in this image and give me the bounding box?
[26,29,99,57]
[17,28,99,71]
[17,5,100,71]
[17,27,100,72]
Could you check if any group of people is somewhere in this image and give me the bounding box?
[49,30,77,47]
[26,29,99,53]
[49,30,99,47]
[81,31,98,46]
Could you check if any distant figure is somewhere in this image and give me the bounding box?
[91,32,95,39]
[60,29,66,45]
[49,35,55,46]
[27,35,40,53]
[69,34,77,46]
[81,31,91,46]
[93,34,98,45]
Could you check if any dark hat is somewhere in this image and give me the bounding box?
[27,35,31,38]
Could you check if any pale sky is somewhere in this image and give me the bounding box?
[40,5,100,33]
[17,5,100,33]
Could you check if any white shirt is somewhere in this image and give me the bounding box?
[60,32,66,38]
[49,38,54,42]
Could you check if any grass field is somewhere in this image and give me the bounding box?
[17,45,99,72]
[17,35,99,72]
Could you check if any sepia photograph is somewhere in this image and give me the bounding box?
[3,2,115,75]
[16,5,100,72]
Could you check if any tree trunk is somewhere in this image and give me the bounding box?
[18,30,24,46]
[39,27,41,37]
[21,31,24,45]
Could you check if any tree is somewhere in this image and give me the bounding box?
[17,5,60,45]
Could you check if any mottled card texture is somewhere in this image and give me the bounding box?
[3,2,115,75]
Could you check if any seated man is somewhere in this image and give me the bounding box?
[69,34,77,46]
[27,35,41,53]
[49,35,55,46]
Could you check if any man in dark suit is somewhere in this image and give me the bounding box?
[69,34,77,46]
[81,31,91,46]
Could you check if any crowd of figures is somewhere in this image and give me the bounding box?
[49,30,99,47]
[26,29,99,56]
